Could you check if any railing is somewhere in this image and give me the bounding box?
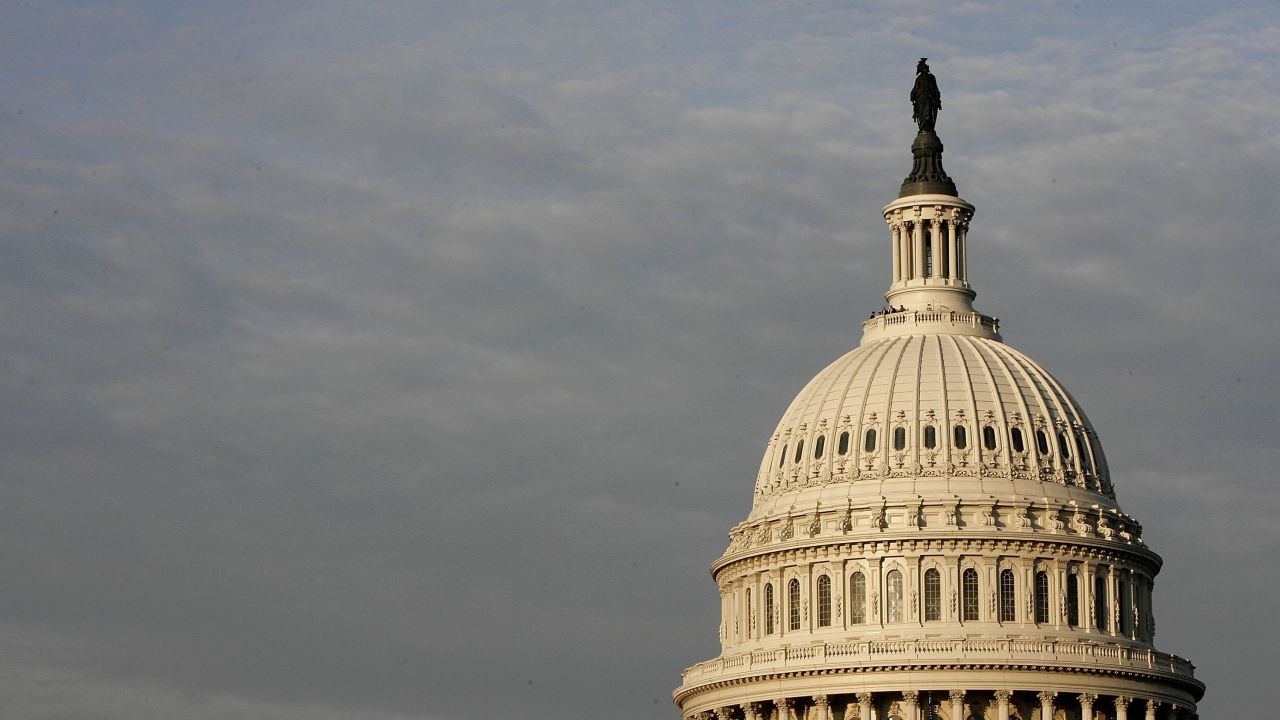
[861,310,999,335]
[679,637,1196,687]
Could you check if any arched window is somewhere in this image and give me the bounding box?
[999,569,1016,622]
[778,445,787,468]
[850,571,867,624]
[1058,432,1072,460]
[1067,574,1079,627]
[1011,427,1025,453]
[764,583,775,635]
[1117,578,1129,635]
[1035,571,1050,624]
[962,568,979,621]
[864,428,877,452]
[788,579,801,631]
[814,435,825,458]
[1077,435,1092,471]
[838,431,850,455]
[745,588,752,637]
[1095,575,1108,631]
[983,425,998,451]
[886,570,904,623]
[817,575,832,627]
[1036,429,1050,455]
[893,426,906,450]
[924,569,941,621]
[953,425,967,449]
[923,425,937,449]
[794,440,804,464]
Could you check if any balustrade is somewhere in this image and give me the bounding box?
[682,636,1195,685]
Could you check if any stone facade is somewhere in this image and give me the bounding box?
[673,76,1203,720]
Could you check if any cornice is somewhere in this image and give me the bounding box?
[712,532,1161,582]
[672,658,1204,707]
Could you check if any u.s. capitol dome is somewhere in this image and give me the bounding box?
[674,61,1203,720]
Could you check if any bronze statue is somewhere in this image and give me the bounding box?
[911,58,941,132]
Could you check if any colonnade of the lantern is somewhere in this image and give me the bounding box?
[689,690,1197,720]
[885,203,972,291]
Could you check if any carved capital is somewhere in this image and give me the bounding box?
[1114,696,1131,710]
[1078,693,1097,706]
[1038,690,1056,707]
[948,689,966,703]
[856,692,874,705]
[813,694,829,708]
[714,708,733,720]
[1147,699,1161,712]
[902,690,919,703]
[994,689,1013,703]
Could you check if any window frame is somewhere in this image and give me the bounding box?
[765,583,775,635]
[923,568,942,621]
[817,575,832,628]
[886,569,904,623]
[849,571,867,624]
[962,567,979,621]
[999,568,1016,622]
[1035,571,1050,624]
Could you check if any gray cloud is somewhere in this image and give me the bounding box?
[1,2,1275,718]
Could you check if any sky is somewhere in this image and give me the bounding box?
[1,2,1278,718]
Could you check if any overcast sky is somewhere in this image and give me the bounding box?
[2,2,1278,718]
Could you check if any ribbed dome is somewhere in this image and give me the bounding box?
[751,333,1113,521]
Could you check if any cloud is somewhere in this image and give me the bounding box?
[0,2,1275,718]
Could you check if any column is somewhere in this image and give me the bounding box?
[948,690,965,720]
[995,690,1012,720]
[903,690,919,720]
[902,224,913,281]
[896,222,906,281]
[814,695,831,720]
[1078,693,1096,720]
[947,217,958,280]
[715,708,733,720]
[912,219,924,280]
[1145,700,1158,720]
[1080,561,1096,632]
[858,692,875,720]
[1038,691,1056,720]
[1107,566,1118,637]
[1115,696,1131,720]
[745,702,766,720]
[958,223,967,281]
[1051,560,1065,630]
[775,697,793,720]
[929,222,942,279]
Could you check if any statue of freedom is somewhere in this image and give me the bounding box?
[911,58,941,132]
